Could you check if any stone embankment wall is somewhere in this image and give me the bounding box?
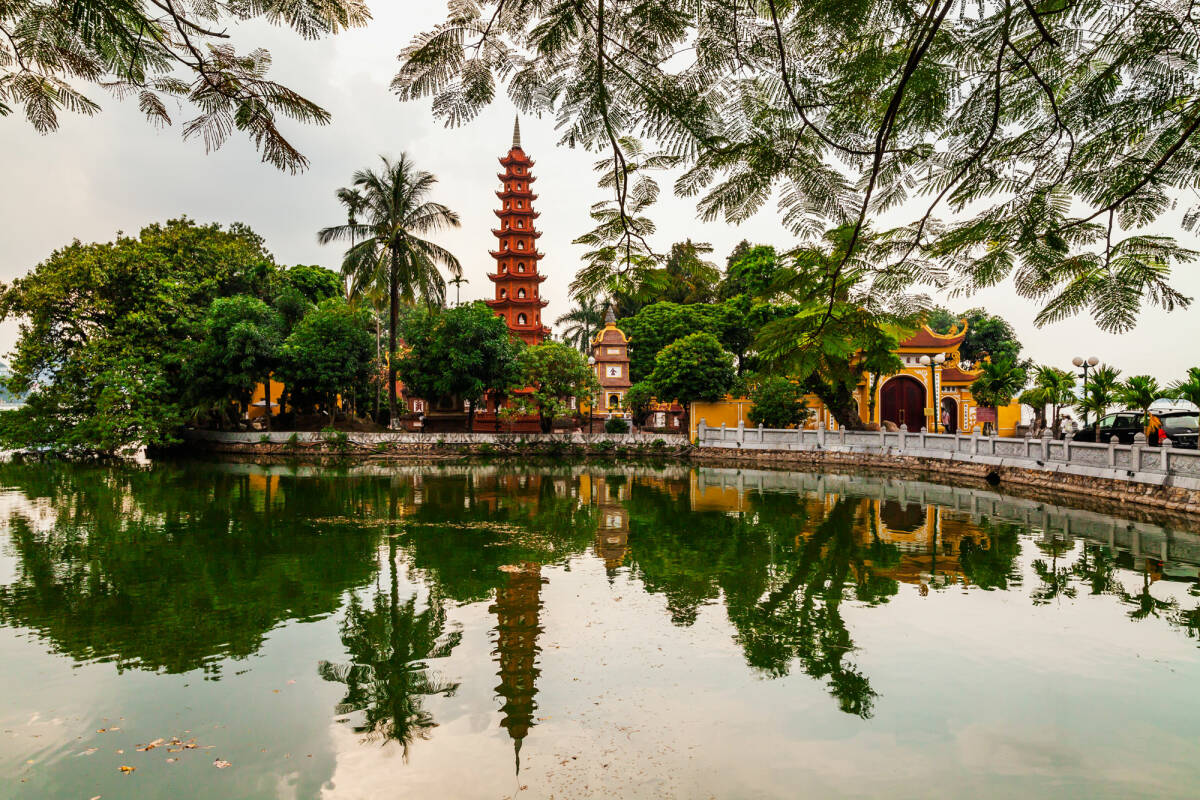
[180,427,1200,515]
[694,421,1200,515]
[180,429,688,461]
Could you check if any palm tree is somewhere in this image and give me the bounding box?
[319,155,462,421]
[1075,364,1121,436]
[555,296,606,353]
[1032,366,1076,437]
[1019,386,1050,434]
[969,355,1027,434]
[335,186,366,300]
[448,275,469,306]
[1167,367,1200,408]
[1117,374,1162,426]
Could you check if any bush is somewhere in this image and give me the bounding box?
[651,438,667,450]
[476,442,496,457]
[748,376,810,428]
[258,433,272,444]
[593,439,616,453]
[604,416,630,433]
[285,432,301,449]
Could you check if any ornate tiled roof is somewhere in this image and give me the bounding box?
[899,321,968,349]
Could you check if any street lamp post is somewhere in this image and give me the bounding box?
[587,355,596,433]
[918,352,946,433]
[1071,355,1100,429]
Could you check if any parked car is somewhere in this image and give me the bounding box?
[1074,411,1198,449]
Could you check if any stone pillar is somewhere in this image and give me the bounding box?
[1161,437,1172,473]
[697,419,707,444]
[1041,430,1052,462]
[898,424,907,450]
[737,419,745,446]
[817,425,826,448]
[720,422,727,444]
[1131,432,1146,473]
[757,422,764,445]
[1107,435,1118,468]
[1062,431,1073,463]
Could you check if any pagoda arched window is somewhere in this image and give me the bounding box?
[500,289,508,298]
[517,263,526,273]
[517,241,525,250]
[517,200,523,208]
[517,288,526,298]
[518,313,528,325]
[517,219,524,229]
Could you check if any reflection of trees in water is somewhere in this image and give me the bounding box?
[1031,537,1078,605]
[0,462,381,674]
[623,484,898,718]
[957,520,1024,590]
[318,537,461,756]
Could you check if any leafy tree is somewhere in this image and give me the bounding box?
[624,381,656,430]
[395,303,523,430]
[756,227,921,430]
[282,265,343,305]
[747,376,809,429]
[719,245,779,300]
[1117,375,1163,426]
[1167,368,1200,408]
[928,308,1024,365]
[1076,365,1122,436]
[652,240,720,304]
[319,155,463,421]
[0,218,277,453]
[276,299,375,421]
[0,1,369,172]
[969,355,1027,434]
[555,296,606,353]
[516,342,600,433]
[403,1,1200,335]
[187,295,283,425]
[648,332,735,421]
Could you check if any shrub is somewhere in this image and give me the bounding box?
[593,440,616,453]
[258,433,272,444]
[604,416,630,434]
[285,432,301,449]
[651,438,667,450]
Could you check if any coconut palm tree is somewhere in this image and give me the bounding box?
[1075,364,1121,436]
[318,155,462,421]
[1167,367,1200,408]
[335,186,366,299]
[1117,375,1162,426]
[969,355,1027,434]
[555,296,606,353]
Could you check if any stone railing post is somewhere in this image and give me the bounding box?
[817,425,826,448]
[1062,431,1073,463]
[838,427,846,446]
[757,422,764,445]
[898,424,907,450]
[971,429,980,456]
[720,422,727,443]
[1131,432,1146,473]
[1107,435,1118,468]
[1161,437,1172,473]
[1041,430,1052,462]
[1024,430,1033,459]
[920,426,927,449]
[697,419,707,444]
[737,420,745,446]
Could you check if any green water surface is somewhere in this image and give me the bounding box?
[1,460,1198,799]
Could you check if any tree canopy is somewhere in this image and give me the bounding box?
[276,299,375,419]
[1,0,370,172]
[395,302,523,427]
[399,0,1199,335]
[515,341,599,432]
[648,331,736,414]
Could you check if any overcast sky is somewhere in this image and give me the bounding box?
[2,3,1197,381]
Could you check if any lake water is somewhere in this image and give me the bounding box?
[2,460,1199,799]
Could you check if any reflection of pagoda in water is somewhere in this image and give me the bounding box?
[862,499,990,589]
[581,474,630,571]
[490,562,545,773]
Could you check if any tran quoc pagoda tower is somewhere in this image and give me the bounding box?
[487,117,552,345]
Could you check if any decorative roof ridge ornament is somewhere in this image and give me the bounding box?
[604,305,616,326]
[512,115,522,150]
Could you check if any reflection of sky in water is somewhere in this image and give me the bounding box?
[1,461,1198,799]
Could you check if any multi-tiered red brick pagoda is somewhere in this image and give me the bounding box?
[487,117,552,345]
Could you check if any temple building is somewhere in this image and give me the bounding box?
[487,117,551,346]
[689,320,1024,437]
[591,308,632,413]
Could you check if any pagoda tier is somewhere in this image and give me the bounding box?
[488,271,548,283]
[492,228,544,239]
[487,116,552,346]
[486,296,549,308]
[490,250,544,261]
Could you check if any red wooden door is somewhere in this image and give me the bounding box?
[881,377,926,430]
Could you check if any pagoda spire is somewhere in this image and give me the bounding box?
[512,115,522,150]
